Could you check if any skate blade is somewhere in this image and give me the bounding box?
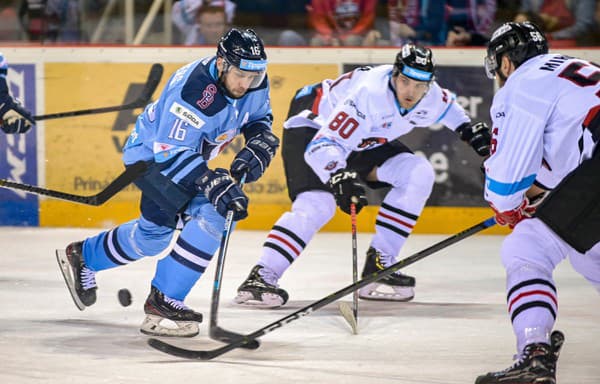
[55,249,86,311]
[338,302,358,335]
[140,315,200,338]
[232,291,284,309]
[358,283,414,302]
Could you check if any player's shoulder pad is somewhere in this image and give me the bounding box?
[181,59,228,117]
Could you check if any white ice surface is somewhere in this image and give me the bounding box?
[1,227,598,384]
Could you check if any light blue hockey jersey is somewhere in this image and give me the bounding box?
[122,56,272,180]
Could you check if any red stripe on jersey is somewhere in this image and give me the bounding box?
[311,86,323,115]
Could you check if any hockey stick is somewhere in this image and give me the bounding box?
[34,63,163,121]
[208,174,260,350]
[147,216,497,360]
[0,161,147,205]
[338,202,359,334]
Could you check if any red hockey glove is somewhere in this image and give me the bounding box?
[490,191,550,229]
[490,200,528,229]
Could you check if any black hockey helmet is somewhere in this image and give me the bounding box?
[216,28,267,89]
[392,44,435,82]
[484,22,548,79]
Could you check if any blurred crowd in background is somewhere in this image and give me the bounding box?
[0,0,598,47]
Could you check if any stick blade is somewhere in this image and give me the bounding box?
[147,338,242,361]
[338,302,358,335]
[210,326,260,350]
[147,338,212,360]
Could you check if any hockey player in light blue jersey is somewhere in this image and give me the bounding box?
[0,52,35,134]
[56,28,280,337]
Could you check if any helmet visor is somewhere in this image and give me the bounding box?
[233,58,267,89]
[484,54,498,79]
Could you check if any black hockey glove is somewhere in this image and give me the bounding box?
[328,168,368,215]
[456,121,490,157]
[230,130,280,183]
[196,168,249,221]
[0,93,35,134]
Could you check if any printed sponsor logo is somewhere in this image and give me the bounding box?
[239,58,267,71]
[169,102,204,129]
[344,99,366,119]
[491,24,512,41]
[154,142,174,152]
[153,142,187,160]
[358,137,387,149]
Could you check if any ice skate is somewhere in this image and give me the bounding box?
[233,265,289,308]
[358,247,415,301]
[475,330,565,384]
[140,286,203,337]
[55,241,97,310]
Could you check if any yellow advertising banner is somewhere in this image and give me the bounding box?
[40,62,341,227]
[40,61,506,234]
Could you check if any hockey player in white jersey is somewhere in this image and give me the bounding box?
[233,44,491,308]
[56,28,279,337]
[0,52,35,134]
[475,22,600,384]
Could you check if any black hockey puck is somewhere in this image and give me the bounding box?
[118,288,132,307]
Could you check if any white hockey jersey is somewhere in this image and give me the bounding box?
[484,54,600,211]
[287,65,471,183]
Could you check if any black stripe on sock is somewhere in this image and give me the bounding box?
[381,202,418,221]
[102,230,127,266]
[511,300,556,322]
[170,251,206,273]
[111,227,136,262]
[507,278,557,301]
[272,225,306,248]
[375,220,409,238]
[264,241,295,264]
[176,236,213,261]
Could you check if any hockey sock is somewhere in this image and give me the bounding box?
[370,153,434,256]
[259,191,336,277]
[83,217,174,271]
[152,213,225,301]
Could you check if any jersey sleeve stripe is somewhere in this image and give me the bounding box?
[434,94,456,124]
[485,173,536,196]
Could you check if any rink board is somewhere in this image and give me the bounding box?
[2,47,599,233]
